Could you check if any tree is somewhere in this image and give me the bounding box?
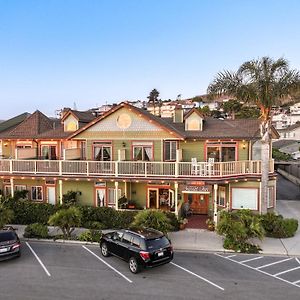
[48,206,82,239]
[208,57,300,213]
[222,99,242,119]
[147,89,161,115]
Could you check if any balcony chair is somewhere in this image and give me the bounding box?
[191,157,201,175]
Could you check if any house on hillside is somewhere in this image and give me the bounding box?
[0,102,279,220]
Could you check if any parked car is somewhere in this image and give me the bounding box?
[100,228,173,273]
[0,227,21,261]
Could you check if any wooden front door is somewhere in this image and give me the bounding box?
[185,193,209,214]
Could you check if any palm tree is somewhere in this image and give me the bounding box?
[208,57,300,213]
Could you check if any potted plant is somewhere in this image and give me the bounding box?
[206,218,215,231]
[179,218,188,230]
[127,200,136,209]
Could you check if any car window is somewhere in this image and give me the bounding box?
[0,232,16,242]
[122,233,132,244]
[112,231,123,241]
[131,236,141,248]
[146,236,170,250]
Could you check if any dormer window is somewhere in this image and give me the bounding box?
[186,119,201,131]
[184,110,203,131]
[65,121,77,131]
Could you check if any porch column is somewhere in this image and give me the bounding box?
[58,180,63,204]
[124,181,128,198]
[10,178,14,198]
[174,182,178,216]
[115,181,119,210]
[213,184,218,225]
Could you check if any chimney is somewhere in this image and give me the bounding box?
[173,104,184,123]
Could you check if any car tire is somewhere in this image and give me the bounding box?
[129,257,140,274]
[100,242,110,257]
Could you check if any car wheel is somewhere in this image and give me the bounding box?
[129,257,140,274]
[100,242,110,257]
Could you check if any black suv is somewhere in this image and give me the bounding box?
[0,228,21,261]
[100,228,173,273]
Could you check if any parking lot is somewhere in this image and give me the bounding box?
[1,241,300,300]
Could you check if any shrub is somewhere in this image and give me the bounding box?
[2,198,59,225]
[130,209,173,234]
[78,229,102,243]
[62,190,80,207]
[164,211,180,231]
[79,206,137,229]
[217,209,264,253]
[24,223,49,239]
[48,206,82,239]
[261,213,298,238]
[0,204,14,229]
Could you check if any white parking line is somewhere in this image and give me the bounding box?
[26,242,51,277]
[256,257,293,269]
[293,279,300,284]
[240,256,263,264]
[215,253,300,289]
[170,262,224,291]
[82,246,132,284]
[274,266,300,277]
[296,258,300,265]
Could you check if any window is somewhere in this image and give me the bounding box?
[41,145,57,160]
[15,185,26,191]
[164,141,177,161]
[131,236,141,248]
[122,233,132,244]
[93,142,112,161]
[206,141,237,162]
[218,186,226,207]
[80,141,86,160]
[267,187,274,208]
[108,188,121,206]
[133,142,153,161]
[31,186,43,201]
[232,188,258,210]
[4,186,11,197]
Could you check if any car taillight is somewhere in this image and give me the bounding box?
[139,251,150,261]
[12,243,20,250]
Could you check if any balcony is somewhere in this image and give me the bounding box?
[0,159,275,180]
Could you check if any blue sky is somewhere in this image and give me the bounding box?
[0,0,300,119]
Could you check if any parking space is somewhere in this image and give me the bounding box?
[215,253,300,289]
[2,241,300,300]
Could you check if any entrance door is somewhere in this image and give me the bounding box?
[96,188,106,207]
[185,193,209,214]
[47,187,56,205]
[148,189,158,208]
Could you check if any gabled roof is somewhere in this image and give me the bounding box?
[0,110,55,139]
[69,102,266,140]
[0,112,30,133]
[69,102,185,139]
[61,109,96,124]
[184,108,204,120]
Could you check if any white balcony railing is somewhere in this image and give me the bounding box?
[0,159,274,178]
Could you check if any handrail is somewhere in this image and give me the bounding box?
[0,159,274,178]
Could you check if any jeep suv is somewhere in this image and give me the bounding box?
[100,228,173,273]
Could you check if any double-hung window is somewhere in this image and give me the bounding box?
[164,141,177,161]
[93,142,112,161]
[108,188,121,207]
[133,142,153,161]
[31,186,43,201]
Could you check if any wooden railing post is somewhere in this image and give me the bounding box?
[9,160,13,174]
[59,160,62,176]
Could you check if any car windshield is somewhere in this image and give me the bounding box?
[146,236,170,250]
[0,232,16,242]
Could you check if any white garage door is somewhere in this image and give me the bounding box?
[232,188,258,210]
